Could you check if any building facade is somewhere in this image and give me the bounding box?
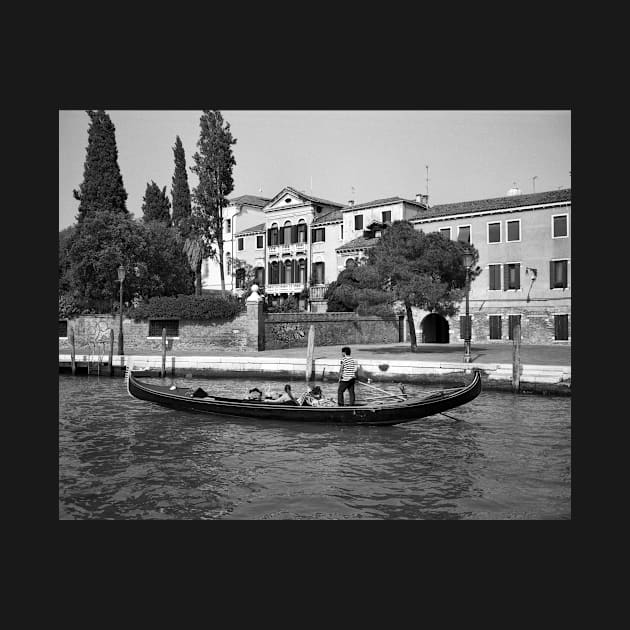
[202,185,571,345]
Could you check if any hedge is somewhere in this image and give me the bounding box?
[130,294,244,321]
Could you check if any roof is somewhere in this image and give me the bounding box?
[228,195,271,208]
[336,235,379,253]
[312,207,344,225]
[412,189,571,221]
[282,186,346,209]
[234,222,265,236]
[344,197,426,212]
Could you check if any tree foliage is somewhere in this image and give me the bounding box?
[72,110,128,220]
[171,135,192,232]
[190,110,237,292]
[130,293,243,321]
[142,181,172,225]
[365,221,480,349]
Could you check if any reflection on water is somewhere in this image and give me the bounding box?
[59,374,571,520]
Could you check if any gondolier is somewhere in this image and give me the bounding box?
[338,346,358,406]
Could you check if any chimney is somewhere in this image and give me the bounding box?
[416,193,429,206]
[348,200,354,206]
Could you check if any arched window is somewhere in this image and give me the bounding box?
[298,258,307,284]
[282,220,292,245]
[268,223,279,246]
[269,261,280,284]
[345,258,355,269]
[284,259,293,283]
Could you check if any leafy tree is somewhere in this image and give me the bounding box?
[190,110,237,292]
[325,262,395,315]
[59,225,76,294]
[142,181,172,225]
[366,221,480,351]
[72,110,128,220]
[65,210,147,308]
[182,214,214,296]
[171,135,192,231]
[140,221,194,298]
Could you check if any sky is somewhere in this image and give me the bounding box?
[59,109,571,230]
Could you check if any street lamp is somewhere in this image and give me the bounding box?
[117,264,125,356]
[462,246,474,364]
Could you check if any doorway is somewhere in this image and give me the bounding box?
[421,313,450,343]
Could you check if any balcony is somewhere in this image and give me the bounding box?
[309,284,328,300]
[266,282,306,296]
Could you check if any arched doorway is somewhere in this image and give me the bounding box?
[421,313,450,343]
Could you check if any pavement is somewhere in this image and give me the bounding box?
[71,342,570,366]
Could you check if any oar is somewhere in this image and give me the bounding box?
[439,412,463,422]
[356,379,407,401]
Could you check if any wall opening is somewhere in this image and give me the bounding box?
[421,313,450,343]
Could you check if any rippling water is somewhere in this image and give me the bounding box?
[59,374,571,520]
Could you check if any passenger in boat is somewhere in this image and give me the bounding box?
[300,385,336,407]
[263,384,298,405]
[246,387,263,400]
[337,346,358,406]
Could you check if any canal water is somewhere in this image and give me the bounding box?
[59,374,571,520]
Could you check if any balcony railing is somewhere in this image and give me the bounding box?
[309,284,328,300]
[266,282,305,295]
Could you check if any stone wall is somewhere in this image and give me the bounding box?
[59,309,259,354]
[264,312,402,350]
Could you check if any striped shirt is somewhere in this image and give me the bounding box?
[340,356,357,381]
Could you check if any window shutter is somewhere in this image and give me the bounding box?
[504,265,509,290]
[515,264,520,290]
[303,225,308,243]
[267,228,271,243]
[549,261,555,288]
[291,225,298,243]
[321,228,326,242]
[279,227,284,245]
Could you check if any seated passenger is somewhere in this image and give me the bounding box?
[246,387,263,401]
[300,385,336,407]
[263,384,298,405]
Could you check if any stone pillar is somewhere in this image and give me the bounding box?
[246,284,265,351]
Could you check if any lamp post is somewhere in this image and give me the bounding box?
[462,246,474,363]
[117,264,125,356]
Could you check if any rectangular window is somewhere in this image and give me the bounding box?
[225,219,231,233]
[149,319,179,337]
[354,215,363,230]
[59,320,68,337]
[382,210,391,223]
[507,219,521,242]
[489,315,502,340]
[255,267,265,286]
[554,314,569,340]
[508,315,521,340]
[489,264,501,290]
[459,315,471,340]
[552,214,569,238]
[439,227,451,240]
[312,262,325,284]
[504,263,521,290]
[340,225,343,240]
[458,225,471,244]
[488,222,501,243]
[238,237,244,251]
[312,227,326,242]
[550,260,569,289]
[256,235,263,249]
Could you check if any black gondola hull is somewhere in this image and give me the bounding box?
[126,369,482,426]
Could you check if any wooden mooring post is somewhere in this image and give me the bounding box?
[69,326,76,376]
[161,327,167,378]
[109,328,114,377]
[512,324,521,393]
[305,325,315,382]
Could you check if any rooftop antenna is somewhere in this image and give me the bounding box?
[532,175,538,193]
[310,175,313,193]
[425,165,430,201]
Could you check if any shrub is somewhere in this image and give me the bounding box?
[129,294,244,321]
[59,294,82,319]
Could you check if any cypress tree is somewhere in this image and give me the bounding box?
[142,181,172,225]
[73,110,128,220]
[171,135,192,231]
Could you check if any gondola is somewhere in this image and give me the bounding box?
[126,367,482,426]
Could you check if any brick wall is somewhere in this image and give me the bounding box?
[59,310,259,354]
[264,312,402,349]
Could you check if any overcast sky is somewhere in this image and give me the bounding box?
[59,109,571,230]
